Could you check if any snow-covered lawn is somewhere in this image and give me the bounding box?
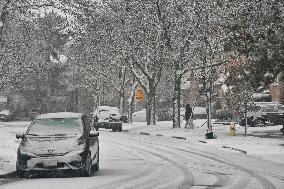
[127,120,284,164]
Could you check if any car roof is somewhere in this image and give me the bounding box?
[0,110,10,114]
[98,106,110,110]
[37,112,82,119]
[109,106,119,109]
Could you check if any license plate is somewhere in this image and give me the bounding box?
[43,159,57,167]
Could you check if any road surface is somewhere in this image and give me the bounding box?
[1,130,284,189]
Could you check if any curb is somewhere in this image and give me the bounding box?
[221,146,247,154]
[139,131,186,140]
[0,171,17,179]
[139,132,150,135]
[198,140,207,144]
[171,136,186,140]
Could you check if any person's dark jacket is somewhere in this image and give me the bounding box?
[184,106,193,120]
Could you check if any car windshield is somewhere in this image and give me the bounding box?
[27,118,83,136]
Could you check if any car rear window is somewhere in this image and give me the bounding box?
[27,118,83,136]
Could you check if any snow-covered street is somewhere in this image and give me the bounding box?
[1,121,284,189]
[1,1,284,188]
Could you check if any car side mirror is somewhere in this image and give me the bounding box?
[89,130,99,137]
[16,133,25,139]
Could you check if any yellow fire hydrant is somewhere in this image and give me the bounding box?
[229,122,236,136]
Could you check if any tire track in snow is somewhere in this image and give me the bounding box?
[124,134,279,189]
[92,139,166,189]
[100,138,194,189]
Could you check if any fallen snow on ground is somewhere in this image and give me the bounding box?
[0,120,283,176]
[0,121,30,175]
[128,120,284,164]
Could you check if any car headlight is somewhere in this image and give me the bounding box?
[64,144,85,158]
[19,149,38,158]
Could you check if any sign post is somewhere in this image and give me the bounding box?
[135,87,144,102]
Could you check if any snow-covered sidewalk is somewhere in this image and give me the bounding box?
[127,120,284,165]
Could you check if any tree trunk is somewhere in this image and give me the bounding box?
[152,94,156,125]
[207,93,212,133]
[172,75,181,128]
[128,96,134,123]
[245,105,248,137]
[96,80,101,108]
[119,66,126,115]
[128,81,138,124]
[146,92,152,125]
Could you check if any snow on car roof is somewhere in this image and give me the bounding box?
[109,106,119,109]
[98,106,110,110]
[37,112,82,119]
[0,109,10,115]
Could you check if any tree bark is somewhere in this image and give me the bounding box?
[244,102,248,137]
[172,74,181,128]
[152,93,156,125]
[146,91,153,125]
[119,66,126,115]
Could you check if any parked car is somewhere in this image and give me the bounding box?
[0,109,16,121]
[94,106,122,132]
[239,102,284,127]
[16,112,99,177]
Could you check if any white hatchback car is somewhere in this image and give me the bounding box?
[16,112,99,177]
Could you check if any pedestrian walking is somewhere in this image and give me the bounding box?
[184,104,193,130]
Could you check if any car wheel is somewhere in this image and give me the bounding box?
[118,123,122,132]
[82,153,92,177]
[253,119,265,127]
[93,148,99,172]
[16,169,25,178]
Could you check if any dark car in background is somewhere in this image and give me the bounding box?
[16,112,99,177]
[239,102,284,127]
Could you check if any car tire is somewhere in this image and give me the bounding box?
[82,153,92,177]
[16,169,25,178]
[118,123,122,132]
[93,148,99,172]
